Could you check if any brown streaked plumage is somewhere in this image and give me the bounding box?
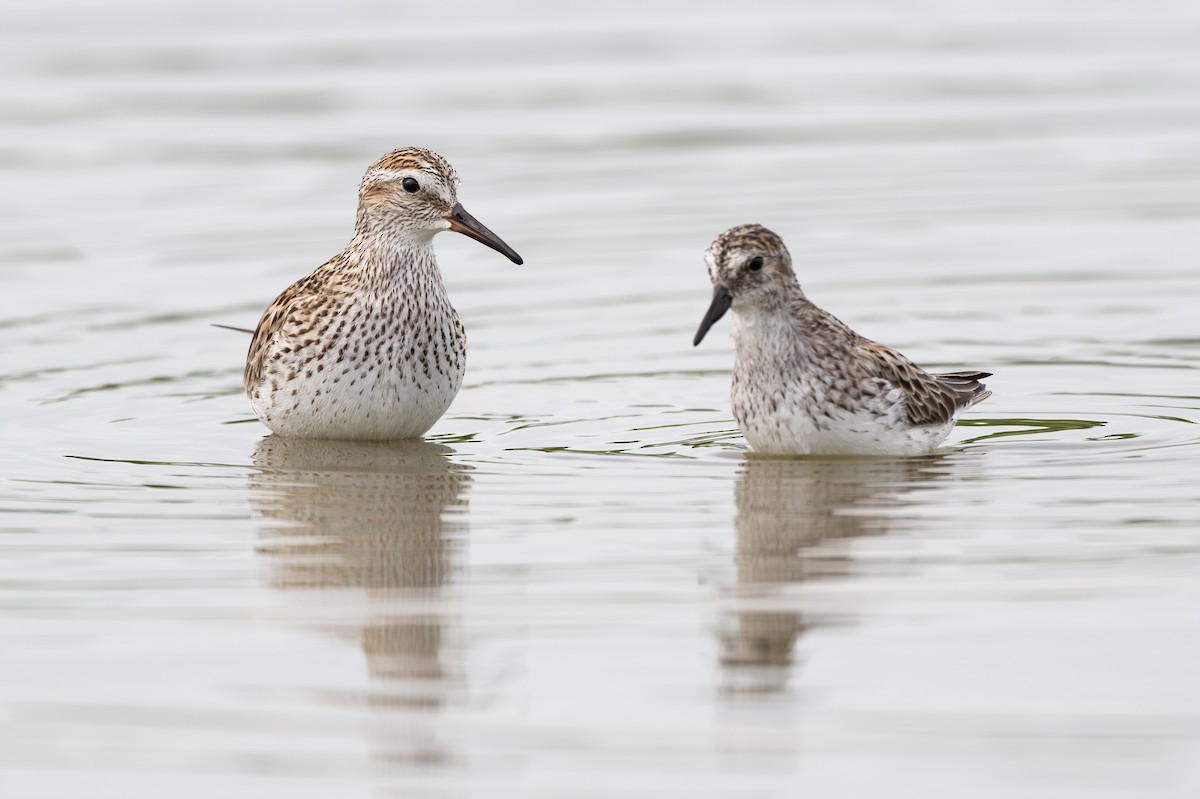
[693,224,991,456]
[244,147,522,440]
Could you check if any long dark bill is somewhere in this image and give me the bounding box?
[693,285,733,346]
[445,203,523,265]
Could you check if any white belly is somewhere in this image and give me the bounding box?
[739,402,955,456]
[251,358,463,440]
[249,314,465,440]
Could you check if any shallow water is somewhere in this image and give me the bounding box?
[3,1,1200,796]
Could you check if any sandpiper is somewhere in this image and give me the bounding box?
[693,224,991,456]
[245,147,522,440]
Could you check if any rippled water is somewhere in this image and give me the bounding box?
[3,1,1200,796]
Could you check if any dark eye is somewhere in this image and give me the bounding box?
[747,256,764,271]
[402,177,420,193]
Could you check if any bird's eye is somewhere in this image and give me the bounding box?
[402,177,420,193]
[747,256,764,272]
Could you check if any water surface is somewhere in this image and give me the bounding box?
[3,1,1200,796]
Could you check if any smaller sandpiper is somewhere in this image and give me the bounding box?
[244,147,522,440]
[693,224,991,456]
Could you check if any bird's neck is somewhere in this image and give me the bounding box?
[344,213,442,289]
[731,286,814,355]
[732,301,793,353]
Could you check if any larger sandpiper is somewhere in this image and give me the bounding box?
[245,147,522,440]
[693,224,991,456]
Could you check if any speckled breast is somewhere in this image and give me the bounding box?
[248,294,466,441]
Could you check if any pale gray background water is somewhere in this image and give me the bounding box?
[3,1,1200,796]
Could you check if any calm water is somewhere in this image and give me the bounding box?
[3,1,1200,796]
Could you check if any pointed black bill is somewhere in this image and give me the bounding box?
[445,202,523,264]
[693,285,733,346]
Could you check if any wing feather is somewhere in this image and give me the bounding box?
[858,342,990,427]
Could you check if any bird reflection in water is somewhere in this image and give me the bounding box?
[722,454,946,694]
[249,437,471,763]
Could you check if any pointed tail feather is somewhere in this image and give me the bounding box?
[934,371,992,408]
[211,323,254,335]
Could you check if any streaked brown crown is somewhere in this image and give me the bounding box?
[361,147,459,189]
[708,224,788,264]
